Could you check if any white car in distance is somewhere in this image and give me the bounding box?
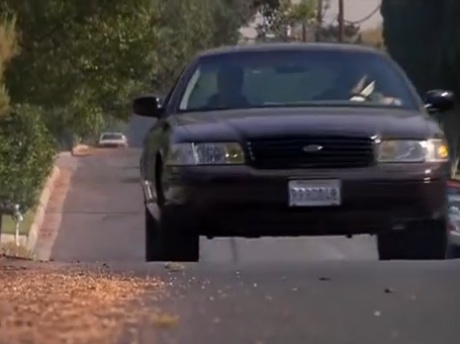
[97,132,128,148]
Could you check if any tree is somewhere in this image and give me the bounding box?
[0,18,55,214]
[381,0,460,175]
[2,0,160,138]
[2,0,246,140]
[380,0,448,93]
[359,25,384,49]
[319,23,360,43]
[0,16,17,117]
[150,0,219,92]
[256,0,317,41]
[0,105,55,211]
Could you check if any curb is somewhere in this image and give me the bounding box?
[0,234,27,246]
[0,166,61,249]
[26,166,61,252]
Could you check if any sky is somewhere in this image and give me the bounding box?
[240,0,382,40]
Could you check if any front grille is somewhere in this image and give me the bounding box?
[247,136,375,169]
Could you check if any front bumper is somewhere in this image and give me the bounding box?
[156,163,448,236]
[98,142,127,148]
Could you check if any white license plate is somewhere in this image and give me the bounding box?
[288,179,341,207]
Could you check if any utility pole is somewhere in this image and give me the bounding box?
[315,0,323,42]
[338,0,344,42]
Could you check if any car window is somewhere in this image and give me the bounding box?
[101,133,123,140]
[178,50,419,112]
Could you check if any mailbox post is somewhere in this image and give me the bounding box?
[0,202,22,243]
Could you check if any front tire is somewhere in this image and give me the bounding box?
[447,245,460,259]
[145,207,160,262]
[145,206,200,262]
[377,220,448,260]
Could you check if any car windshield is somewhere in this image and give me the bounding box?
[178,49,419,112]
[101,133,123,140]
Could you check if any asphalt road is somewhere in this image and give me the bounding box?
[49,145,460,344]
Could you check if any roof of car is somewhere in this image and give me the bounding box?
[198,42,382,58]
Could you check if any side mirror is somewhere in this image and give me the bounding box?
[132,95,163,118]
[423,89,455,114]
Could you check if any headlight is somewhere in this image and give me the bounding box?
[377,139,448,163]
[165,142,245,166]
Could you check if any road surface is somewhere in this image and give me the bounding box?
[45,135,460,343]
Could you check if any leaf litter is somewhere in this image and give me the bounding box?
[0,260,167,343]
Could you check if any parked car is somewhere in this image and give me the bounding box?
[97,132,128,148]
[133,42,454,262]
[447,180,460,258]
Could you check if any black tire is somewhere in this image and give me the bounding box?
[145,207,161,262]
[377,220,448,260]
[145,206,199,262]
[447,245,460,259]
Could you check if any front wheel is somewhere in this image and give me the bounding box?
[377,220,448,260]
[145,206,199,262]
[447,245,460,259]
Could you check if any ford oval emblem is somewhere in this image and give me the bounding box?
[302,144,323,153]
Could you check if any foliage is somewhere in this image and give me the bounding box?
[227,0,262,24]
[0,17,55,213]
[0,16,17,117]
[0,0,249,212]
[0,104,55,211]
[359,25,384,49]
[2,0,247,139]
[1,0,159,137]
[319,23,360,43]
[381,0,460,175]
[380,0,451,93]
[256,0,317,41]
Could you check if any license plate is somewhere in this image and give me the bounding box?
[288,179,341,207]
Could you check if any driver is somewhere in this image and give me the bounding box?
[207,65,249,109]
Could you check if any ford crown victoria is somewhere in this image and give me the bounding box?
[134,43,454,262]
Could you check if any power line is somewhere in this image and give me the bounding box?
[344,1,381,25]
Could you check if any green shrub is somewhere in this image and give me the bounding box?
[0,104,56,212]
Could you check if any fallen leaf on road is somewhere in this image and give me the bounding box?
[0,261,165,344]
[152,312,180,328]
[164,262,185,272]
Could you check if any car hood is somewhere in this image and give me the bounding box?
[173,107,442,141]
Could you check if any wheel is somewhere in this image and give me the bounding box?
[145,207,161,262]
[145,206,199,262]
[377,220,448,260]
[447,245,460,259]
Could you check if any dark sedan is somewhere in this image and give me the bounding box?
[133,43,454,262]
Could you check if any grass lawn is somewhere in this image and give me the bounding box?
[1,210,35,236]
